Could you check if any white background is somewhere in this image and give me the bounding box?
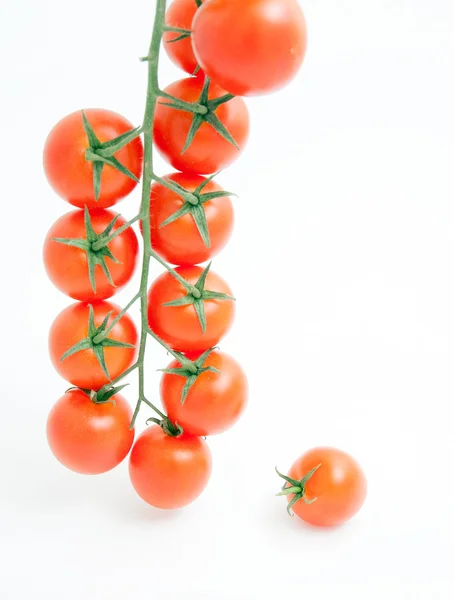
[1,0,454,597]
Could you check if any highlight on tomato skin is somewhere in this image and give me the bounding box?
[161,350,248,437]
[278,447,367,527]
[43,108,143,209]
[43,209,139,302]
[148,172,234,266]
[192,0,308,96]
[128,425,212,509]
[47,389,135,475]
[153,77,250,175]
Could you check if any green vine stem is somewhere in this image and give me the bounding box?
[96,0,201,430]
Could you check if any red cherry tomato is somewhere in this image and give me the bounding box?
[47,388,134,475]
[192,0,308,96]
[43,109,143,209]
[282,447,367,527]
[129,425,212,509]
[164,0,204,76]
[153,77,249,174]
[148,172,234,266]
[147,266,235,353]
[43,209,138,301]
[49,301,138,390]
[161,350,248,436]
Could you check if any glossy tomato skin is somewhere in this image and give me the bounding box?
[164,0,204,76]
[148,266,235,353]
[129,425,212,509]
[287,447,367,527]
[47,389,134,475]
[49,301,138,390]
[43,209,139,301]
[149,172,234,266]
[192,0,308,96]
[153,78,249,175]
[43,109,143,209]
[161,351,248,436]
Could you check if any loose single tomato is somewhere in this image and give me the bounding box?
[129,425,212,509]
[148,172,234,266]
[49,301,138,390]
[47,389,134,475]
[279,447,367,527]
[43,109,143,209]
[161,350,248,436]
[43,209,139,301]
[164,0,204,76]
[153,77,249,174]
[148,265,235,353]
[192,0,308,96]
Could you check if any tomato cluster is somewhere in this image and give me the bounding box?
[41,0,366,526]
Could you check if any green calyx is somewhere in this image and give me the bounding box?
[68,384,129,406]
[81,111,141,201]
[146,416,184,437]
[275,464,322,516]
[163,261,235,334]
[60,304,135,381]
[164,25,192,43]
[159,347,220,404]
[159,173,235,248]
[53,206,121,294]
[159,76,238,154]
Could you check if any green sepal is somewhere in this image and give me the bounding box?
[199,190,235,204]
[52,238,89,251]
[97,126,142,156]
[162,294,195,307]
[93,161,103,202]
[192,203,210,247]
[193,299,207,334]
[195,261,211,292]
[165,27,192,43]
[60,338,92,362]
[205,111,239,148]
[202,290,236,302]
[82,111,101,149]
[181,114,204,154]
[206,94,236,111]
[93,345,109,379]
[159,203,192,228]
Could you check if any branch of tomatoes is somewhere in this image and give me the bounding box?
[44,0,308,511]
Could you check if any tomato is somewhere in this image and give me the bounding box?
[148,265,235,352]
[148,172,234,266]
[192,0,308,96]
[164,0,204,76]
[279,447,367,527]
[129,425,212,509]
[47,388,134,475]
[43,209,138,301]
[43,109,143,209]
[49,301,138,390]
[153,77,249,174]
[161,350,247,436]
